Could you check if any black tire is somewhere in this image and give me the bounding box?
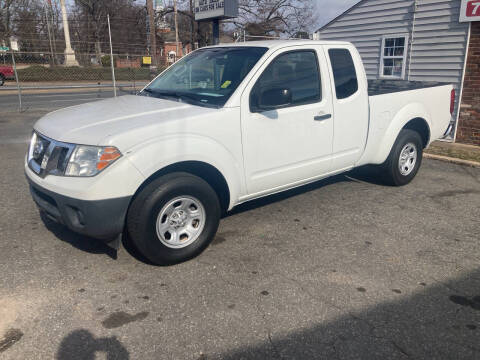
[0,75,5,86]
[127,172,221,265]
[381,129,423,186]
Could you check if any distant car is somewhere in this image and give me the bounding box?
[0,66,14,86]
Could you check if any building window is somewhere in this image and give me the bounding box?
[380,35,408,79]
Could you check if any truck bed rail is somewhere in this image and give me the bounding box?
[368,80,449,96]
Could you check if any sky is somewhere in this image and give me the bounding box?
[314,0,359,30]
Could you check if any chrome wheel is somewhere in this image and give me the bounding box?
[398,143,417,176]
[156,196,206,249]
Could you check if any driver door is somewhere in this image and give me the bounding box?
[240,46,334,197]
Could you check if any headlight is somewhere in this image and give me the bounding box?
[65,145,122,177]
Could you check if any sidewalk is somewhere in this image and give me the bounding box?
[425,140,480,167]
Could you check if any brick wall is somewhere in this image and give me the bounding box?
[457,22,480,146]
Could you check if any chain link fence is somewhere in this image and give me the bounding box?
[5,52,158,83]
[2,50,168,87]
[0,11,179,111]
[1,53,164,112]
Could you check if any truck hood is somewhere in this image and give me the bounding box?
[34,95,213,146]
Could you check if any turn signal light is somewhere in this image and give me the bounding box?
[97,147,122,171]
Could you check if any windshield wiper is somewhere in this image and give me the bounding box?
[142,89,208,105]
[141,88,179,100]
[141,88,220,108]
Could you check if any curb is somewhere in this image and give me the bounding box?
[424,153,480,168]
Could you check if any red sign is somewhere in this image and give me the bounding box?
[460,0,480,22]
[466,1,480,17]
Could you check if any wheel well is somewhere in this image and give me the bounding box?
[403,118,430,148]
[134,161,230,213]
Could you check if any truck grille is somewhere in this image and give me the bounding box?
[28,133,75,178]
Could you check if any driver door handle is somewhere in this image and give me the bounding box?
[314,114,332,121]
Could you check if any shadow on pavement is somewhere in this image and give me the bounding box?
[227,165,387,217]
[56,329,129,360]
[121,231,158,266]
[50,270,480,359]
[216,269,480,359]
[227,174,351,217]
[40,212,118,260]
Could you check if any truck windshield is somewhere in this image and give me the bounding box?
[141,47,268,108]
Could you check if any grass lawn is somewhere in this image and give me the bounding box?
[426,141,480,163]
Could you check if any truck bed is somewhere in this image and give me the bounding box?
[368,80,448,96]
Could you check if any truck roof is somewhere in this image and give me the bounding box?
[207,40,352,50]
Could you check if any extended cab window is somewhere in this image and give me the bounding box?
[328,49,358,99]
[250,50,321,112]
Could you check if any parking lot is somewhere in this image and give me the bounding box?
[1,106,480,359]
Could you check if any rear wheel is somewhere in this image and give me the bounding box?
[0,75,5,86]
[127,172,221,265]
[381,129,423,186]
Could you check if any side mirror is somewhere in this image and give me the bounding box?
[258,88,292,111]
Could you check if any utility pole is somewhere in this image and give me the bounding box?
[59,0,79,66]
[107,14,116,97]
[174,0,179,60]
[147,0,157,67]
[212,19,219,45]
[189,0,194,51]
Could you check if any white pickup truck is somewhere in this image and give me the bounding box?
[26,40,454,265]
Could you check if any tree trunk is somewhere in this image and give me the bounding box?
[146,0,157,66]
[93,18,102,64]
[95,39,102,64]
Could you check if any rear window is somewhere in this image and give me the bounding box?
[328,49,358,99]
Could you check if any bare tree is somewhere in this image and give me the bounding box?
[0,0,15,45]
[70,0,147,63]
[158,0,314,44]
[232,0,315,37]
[73,0,110,62]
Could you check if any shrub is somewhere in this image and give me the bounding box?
[16,65,162,82]
[101,55,112,67]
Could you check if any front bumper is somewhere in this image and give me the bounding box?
[27,176,131,240]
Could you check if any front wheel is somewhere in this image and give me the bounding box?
[381,129,423,186]
[0,75,5,86]
[127,172,221,265]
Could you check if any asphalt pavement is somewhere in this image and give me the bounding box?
[0,107,480,359]
[0,88,133,112]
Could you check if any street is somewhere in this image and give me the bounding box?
[0,88,134,112]
[0,108,479,359]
